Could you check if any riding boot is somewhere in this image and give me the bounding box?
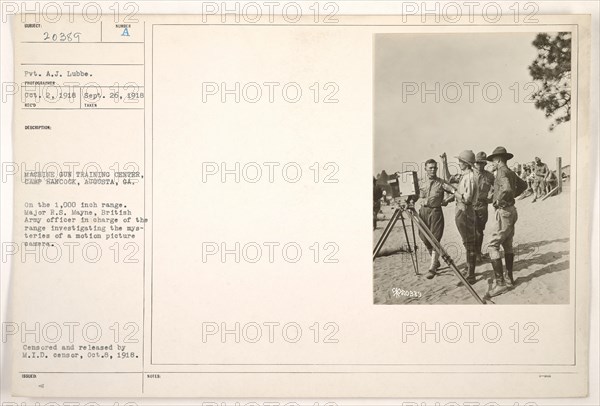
[489,259,508,297]
[505,253,515,287]
[475,236,483,263]
[431,250,440,269]
[426,249,438,279]
[475,236,485,265]
[477,234,484,261]
[465,249,477,284]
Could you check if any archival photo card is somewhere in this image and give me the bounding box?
[3,9,593,400]
[373,31,576,305]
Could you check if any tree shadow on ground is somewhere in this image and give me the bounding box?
[510,238,569,258]
[375,238,570,287]
[475,249,569,284]
[432,238,569,284]
[513,259,569,287]
[433,238,570,274]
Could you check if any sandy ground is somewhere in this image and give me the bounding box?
[373,183,570,305]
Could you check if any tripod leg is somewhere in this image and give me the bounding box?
[373,208,402,260]
[406,209,487,305]
[378,208,397,242]
[399,211,418,275]
[410,216,419,274]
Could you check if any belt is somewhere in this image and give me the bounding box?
[456,202,473,210]
[422,205,441,209]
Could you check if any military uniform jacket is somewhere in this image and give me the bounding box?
[492,164,524,208]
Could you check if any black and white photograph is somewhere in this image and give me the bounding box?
[373,32,573,305]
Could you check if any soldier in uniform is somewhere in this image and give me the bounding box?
[546,170,558,194]
[486,147,528,296]
[441,151,479,284]
[532,156,550,202]
[415,159,455,279]
[473,152,495,262]
[373,177,383,230]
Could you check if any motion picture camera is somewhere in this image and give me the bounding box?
[387,171,419,202]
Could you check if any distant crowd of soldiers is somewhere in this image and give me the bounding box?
[514,157,559,202]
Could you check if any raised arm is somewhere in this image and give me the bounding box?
[440,153,452,182]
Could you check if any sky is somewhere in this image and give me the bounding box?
[374,32,572,175]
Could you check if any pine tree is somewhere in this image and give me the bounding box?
[528,32,571,131]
